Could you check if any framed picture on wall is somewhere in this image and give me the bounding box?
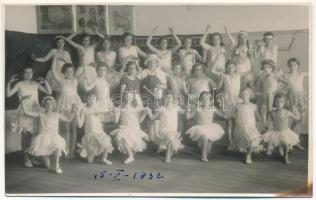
[108,5,135,35]
[36,5,74,34]
[76,5,108,35]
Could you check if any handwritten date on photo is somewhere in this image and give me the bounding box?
[94,169,164,181]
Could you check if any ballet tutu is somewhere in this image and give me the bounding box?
[155,130,184,153]
[110,126,149,154]
[185,123,225,142]
[230,125,263,153]
[26,131,68,156]
[288,91,307,112]
[223,94,239,118]
[262,129,299,149]
[57,94,83,116]
[78,132,113,158]
[12,103,41,134]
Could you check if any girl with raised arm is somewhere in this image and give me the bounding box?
[147,26,182,74]
[32,37,72,92]
[118,32,147,72]
[51,56,83,158]
[6,67,52,167]
[179,38,203,75]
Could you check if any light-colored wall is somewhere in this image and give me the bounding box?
[5,5,309,34]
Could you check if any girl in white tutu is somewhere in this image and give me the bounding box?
[147,93,184,163]
[256,59,287,130]
[52,57,83,158]
[284,58,308,150]
[23,96,76,174]
[76,93,113,165]
[82,62,113,122]
[230,88,262,164]
[6,67,52,167]
[263,93,300,164]
[185,91,225,162]
[147,26,182,74]
[111,92,150,164]
[218,60,241,147]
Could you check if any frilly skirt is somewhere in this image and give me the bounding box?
[155,130,184,153]
[78,132,113,158]
[185,123,225,142]
[26,132,68,156]
[262,128,299,149]
[110,126,149,154]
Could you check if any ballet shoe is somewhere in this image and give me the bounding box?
[102,158,112,165]
[124,157,134,164]
[55,167,63,174]
[24,159,33,168]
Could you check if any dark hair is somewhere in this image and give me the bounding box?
[61,63,75,74]
[261,59,276,71]
[122,32,134,39]
[159,37,169,45]
[172,59,183,71]
[263,32,275,38]
[273,93,290,110]
[82,33,91,40]
[124,60,138,72]
[236,34,251,56]
[287,57,300,67]
[97,62,109,70]
[191,62,205,74]
[225,60,236,74]
[210,32,224,46]
[199,91,212,102]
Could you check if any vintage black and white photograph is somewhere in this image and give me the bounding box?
[3,3,312,197]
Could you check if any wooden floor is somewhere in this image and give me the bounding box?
[6,137,309,195]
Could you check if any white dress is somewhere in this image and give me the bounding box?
[45,49,72,91]
[222,74,241,117]
[96,51,117,70]
[155,106,184,153]
[285,73,307,113]
[26,113,68,156]
[230,103,262,153]
[118,45,139,67]
[57,79,83,115]
[79,107,113,157]
[157,49,172,74]
[13,81,41,134]
[110,108,148,154]
[185,109,225,144]
[93,78,114,122]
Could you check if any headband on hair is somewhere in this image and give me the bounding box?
[41,96,56,107]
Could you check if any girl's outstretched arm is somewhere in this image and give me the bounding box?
[200,25,212,50]
[37,77,52,95]
[170,27,182,53]
[33,50,55,62]
[194,49,204,62]
[58,34,83,52]
[6,74,20,98]
[224,26,236,48]
[278,31,298,51]
[288,110,300,121]
[146,26,160,54]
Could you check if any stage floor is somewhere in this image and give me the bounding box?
[5,137,309,196]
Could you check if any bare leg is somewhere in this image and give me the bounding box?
[24,153,33,168]
[201,137,208,162]
[87,154,94,163]
[54,150,63,174]
[43,156,51,168]
[227,118,233,147]
[69,120,77,158]
[62,122,71,158]
[246,146,253,164]
[283,144,291,164]
[146,120,155,141]
[165,142,172,163]
[291,119,304,150]
[122,138,134,164]
[101,151,112,165]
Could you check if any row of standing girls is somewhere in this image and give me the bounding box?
[6,25,307,174]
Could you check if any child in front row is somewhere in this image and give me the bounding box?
[229,88,262,164]
[23,96,76,174]
[110,92,150,164]
[147,93,184,163]
[76,93,113,165]
[185,91,225,162]
[262,93,300,164]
